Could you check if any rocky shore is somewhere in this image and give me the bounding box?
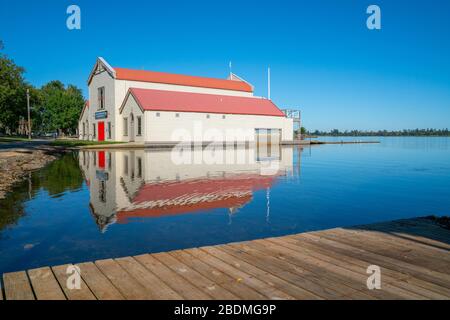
[0,147,63,199]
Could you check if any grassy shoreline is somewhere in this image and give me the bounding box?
[49,140,123,147]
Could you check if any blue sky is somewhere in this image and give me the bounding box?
[1,0,449,131]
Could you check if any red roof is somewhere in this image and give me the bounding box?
[126,88,286,117]
[114,67,253,93]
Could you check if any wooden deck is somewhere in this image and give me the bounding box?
[1,217,449,300]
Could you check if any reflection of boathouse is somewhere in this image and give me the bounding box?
[79,146,297,232]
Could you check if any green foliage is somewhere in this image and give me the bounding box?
[0,52,28,132]
[39,152,84,195]
[38,81,84,135]
[0,43,84,135]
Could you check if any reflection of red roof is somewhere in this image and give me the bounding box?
[125,88,285,117]
[114,68,253,92]
[116,173,277,223]
[117,194,252,223]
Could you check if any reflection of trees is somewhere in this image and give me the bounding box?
[0,181,32,233]
[39,152,84,195]
[0,152,83,232]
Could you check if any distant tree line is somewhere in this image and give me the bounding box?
[307,128,450,137]
[0,40,84,136]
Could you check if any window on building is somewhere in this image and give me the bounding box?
[108,152,112,170]
[175,113,180,118]
[137,116,142,136]
[156,112,160,117]
[206,114,210,119]
[82,122,85,136]
[123,118,128,136]
[98,87,105,109]
[222,115,226,119]
[107,122,111,139]
[137,157,142,178]
[92,123,96,137]
[99,181,106,203]
[124,155,129,175]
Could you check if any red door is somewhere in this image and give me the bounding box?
[98,121,105,141]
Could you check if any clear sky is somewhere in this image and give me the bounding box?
[1,0,449,131]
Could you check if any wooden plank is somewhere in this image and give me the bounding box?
[134,254,212,299]
[220,244,348,299]
[95,259,152,300]
[311,230,450,283]
[275,236,450,299]
[201,246,321,300]
[255,239,426,300]
[323,228,450,272]
[339,227,450,256]
[185,248,296,300]
[153,252,240,300]
[289,232,450,298]
[115,256,183,300]
[52,264,96,300]
[362,219,450,249]
[3,271,35,300]
[28,267,66,300]
[298,233,450,290]
[245,240,379,300]
[77,262,124,300]
[386,231,450,251]
[164,250,265,300]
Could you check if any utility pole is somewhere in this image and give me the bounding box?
[26,89,31,140]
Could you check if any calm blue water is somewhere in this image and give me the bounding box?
[0,137,449,274]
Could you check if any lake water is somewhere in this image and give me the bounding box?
[1,137,450,274]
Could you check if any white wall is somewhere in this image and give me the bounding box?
[87,70,116,141]
[142,110,293,143]
[119,95,145,143]
[78,106,89,140]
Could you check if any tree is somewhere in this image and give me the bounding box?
[39,81,84,135]
[0,51,27,133]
